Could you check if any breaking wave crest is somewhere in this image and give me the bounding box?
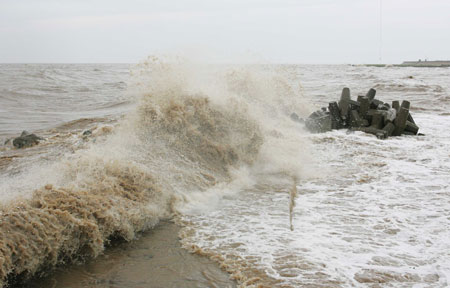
[0,163,166,285]
[0,57,309,286]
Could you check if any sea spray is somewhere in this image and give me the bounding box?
[166,60,315,287]
[289,176,298,231]
[1,57,285,286]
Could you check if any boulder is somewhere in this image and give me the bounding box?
[370,99,384,109]
[12,131,43,149]
[357,96,370,118]
[328,101,344,129]
[392,101,400,112]
[349,110,369,127]
[305,114,332,133]
[405,121,419,135]
[393,107,409,136]
[385,108,397,123]
[339,88,351,122]
[297,87,420,139]
[366,88,376,101]
[382,122,396,137]
[82,129,93,136]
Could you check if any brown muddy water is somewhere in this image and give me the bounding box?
[22,221,236,288]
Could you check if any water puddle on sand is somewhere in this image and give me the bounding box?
[22,221,236,288]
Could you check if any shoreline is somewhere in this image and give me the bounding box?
[20,220,236,288]
[364,64,450,68]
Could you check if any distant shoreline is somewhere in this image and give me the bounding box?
[365,60,450,68]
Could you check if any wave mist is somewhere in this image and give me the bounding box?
[0,57,310,286]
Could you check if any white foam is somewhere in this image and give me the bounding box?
[179,64,450,287]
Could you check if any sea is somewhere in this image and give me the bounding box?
[0,59,449,287]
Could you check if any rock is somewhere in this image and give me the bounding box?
[393,100,416,125]
[21,130,31,137]
[398,102,413,127]
[392,101,400,112]
[403,131,416,136]
[370,112,384,129]
[82,130,92,136]
[297,86,420,139]
[349,110,369,127]
[393,107,409,136]
[357,96,370,118]
[400,102,416,124]
[348,100,361,109]
[308,110,327,119]
[341,87,351,100]
[377,104,388,110]
[385,108,397,123]
[370,99,384,109]
[13,133,43,148]
[401,100,410,110]
[305,114,332,133]
[407,113,416,124]
[366,109,377,122]
[365,88,376,101]
[376,131,388,139]
[382,122,396,137]
[339,88,351,121]
[377,103,390,111]
[405,121,419,134]
[328,101,344,129]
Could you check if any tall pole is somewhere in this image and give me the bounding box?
[379,0,382,64]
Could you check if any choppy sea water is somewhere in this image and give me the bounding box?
[0,61,449,287]
[0,63,131,136]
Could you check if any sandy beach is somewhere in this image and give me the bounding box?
[22,221,236,288]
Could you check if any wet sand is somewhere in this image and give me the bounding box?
[23,221,236,288]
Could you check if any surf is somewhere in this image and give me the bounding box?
[0,57,310,286]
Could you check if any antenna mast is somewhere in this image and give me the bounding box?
[379,0,383,64]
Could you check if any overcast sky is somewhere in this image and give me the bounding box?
[1,0,449,64]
